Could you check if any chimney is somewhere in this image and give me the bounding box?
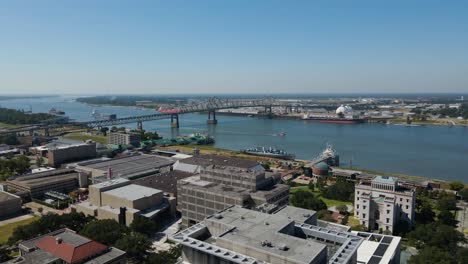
[118,207,127,226]
[56,237,63,244]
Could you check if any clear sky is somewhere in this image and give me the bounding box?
[0,0,467,95]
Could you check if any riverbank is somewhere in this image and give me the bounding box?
[160,144,455,185]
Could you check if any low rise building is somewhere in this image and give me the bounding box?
[107,131,141,147]
[7,228,126,264]
[0,191,22,218]
[132,170,195,197]
[75,154,174,181]
[75,178,176,226]
[6,169,82,199]
[354,176,416,233]
[30,140,97,167]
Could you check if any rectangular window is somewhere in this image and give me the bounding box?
[363,213,366,218]
[400,198,402,202]
[386,218,390,223]
[387,210,390,214]
[357,205,359,209]
[357,197,359,201]
[363,206,366,209]
[406,205,409,210]
[407,199,409,203]
[356,211,359,216]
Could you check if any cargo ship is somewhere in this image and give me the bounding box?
[302,105,366,124]
[241,146,295,160]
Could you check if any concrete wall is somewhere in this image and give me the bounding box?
[48,143,97,167]
[0,192,22,218]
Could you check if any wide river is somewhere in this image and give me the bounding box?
[1,96,467,182]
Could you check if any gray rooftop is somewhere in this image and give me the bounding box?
[180,154,260,169]
[275,205,317,224]
[104,184,162,201]
[83,247,126,264]
[0,191,20,202]
[77,154,174,177]
[171,206,363,264]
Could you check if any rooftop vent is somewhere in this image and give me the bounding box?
[278,244,289,251]
[261,240,273,247]
[55,237,63,244]
[213,214,223,219]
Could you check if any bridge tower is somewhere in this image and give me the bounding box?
[171,114,179,128]
[207,110,217,125]
[264,106,273,118]
[137,121,143,131]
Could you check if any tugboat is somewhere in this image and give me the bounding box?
[241,146,295,160]
[48,108,65,115]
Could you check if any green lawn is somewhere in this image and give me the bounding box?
[0,122,24,129]
[62,133,107,144]
[290,185,353,208]
[0,216,39,244]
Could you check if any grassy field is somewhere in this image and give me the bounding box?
[0,216,38,244]
[0,122,24,129]
[62,132,107,144]
[290,185,353,208]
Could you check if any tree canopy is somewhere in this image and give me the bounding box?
[290,190,327,211]
[321,179,355,201]
[79,219,129,246]
[115,232,152,261]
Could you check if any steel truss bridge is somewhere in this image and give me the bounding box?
[0,97,292,135]
[83,97,288,128]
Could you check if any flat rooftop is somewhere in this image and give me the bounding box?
[180,154,259,169]
[132,170,195,194]
[104,184,162,201]
[0,191,20,202]
[77,154,174,177]
[275,205,316,223]
[208,207,326,264]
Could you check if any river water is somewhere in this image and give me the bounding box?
[1,96,467,182]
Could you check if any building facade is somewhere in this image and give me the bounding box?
[107,132,141,147]
[354,176,415,233]
[176,155,289,227]
[0,191,22,218]
[48,141,97,167]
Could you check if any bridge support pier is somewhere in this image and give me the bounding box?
[207,110,217,125]
[137,121,143,131]
[171,114,179,128]
[264,106,273,118]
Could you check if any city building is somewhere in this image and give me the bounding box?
[172,206,402,264]
[354,176,416,233]
[175,154,289,227]
[74,178,176,226]
[0,191,22,218]
[171,206,363,264]
[30,139,97,167]
[107,131,141,147]
[6,169,84,199]
[132,170,195,197]
[6,228,126,264]
[75,154,174,181]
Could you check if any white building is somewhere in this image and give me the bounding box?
[354,176,415,234]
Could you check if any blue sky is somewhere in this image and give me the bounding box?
[0,0,467,94]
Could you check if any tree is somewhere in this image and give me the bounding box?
[100,127,109,136]
[80,220,129,246]
[321,179,355,202]
[459,188,468,202]
[146,245,181,264]
[115,233,152,261]
[0,246,11,262]
[35,156,44,167]
[308,181,314,191]
[409,246,455,264]
[437,195,457,211]
[37,207,43,215]
[415,197,435,224]
[129,217,159,237]
[449,181,465,191]
[317,210,334,222]
[437,210,457,227]
[407,223,465,251]
[336,205,348,215]
[290,190,327,211]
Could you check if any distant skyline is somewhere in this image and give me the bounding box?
[1,0,467,95]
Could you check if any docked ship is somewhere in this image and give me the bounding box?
[311,144,340,166]
[91,109,117,120]
[241,146,295,160]
[48,108,65,115]
[302,105,366,124]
